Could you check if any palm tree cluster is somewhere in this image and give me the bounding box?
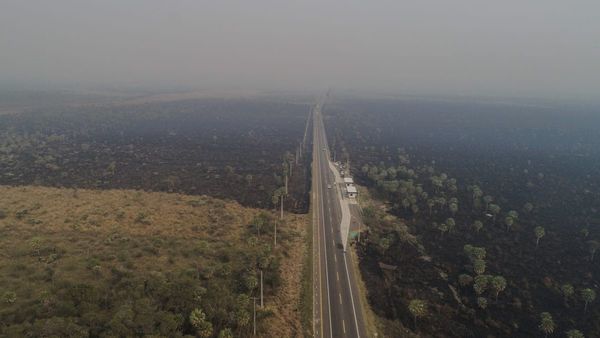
[560,284,596,312]
[472,275,506,301]
[354,147,599,336]
[464,244,486,275]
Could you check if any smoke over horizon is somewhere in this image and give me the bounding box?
[1,1,599,101]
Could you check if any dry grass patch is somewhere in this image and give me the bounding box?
[0,185,307,337]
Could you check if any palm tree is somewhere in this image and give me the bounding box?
[29,237,42,257]
[437,197,447,209]
[447,178,458,193]
[534,226,546,249]
[473,259,486,275]
[408,299,427,329]
[3,291,16,304]
[431,176,443,192]
[218,328,234,338]
[437,223,449,239]
[581,288,596,313]
[523,202,534,213]
[402,198,411,210]
[272,187,284,209]
[562,284,575,306]
[449,202,458,215]
[234,307,250,328]
[471,185,483,201]
[565,329,584,338]
[244,273,258,292]
[473,247,486,260]
[427,199,435,215]
[504,216,514,232]
[489,204,501,223]
[253,214,268,238]
[190,308,213,338]
[477,297,488,309]
[411,204,419,216]
[508,210,519,220]
[473,275,489,295]
[580,228,589,238]
[483,195,493,210]
[539,312,556,337]
[446,218,456,233]
[473,220,484,233]
[378,236,392,256]
[587,240,599,262]
[409,194,418,205]
[106,161,117,176]
[490,276,507,301]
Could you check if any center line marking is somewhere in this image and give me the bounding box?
[339,293,343,305]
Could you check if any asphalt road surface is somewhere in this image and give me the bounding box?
[312,102,368,338]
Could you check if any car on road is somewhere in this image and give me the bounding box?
[327,184,332,189]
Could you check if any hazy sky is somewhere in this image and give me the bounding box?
[1,1,599,100]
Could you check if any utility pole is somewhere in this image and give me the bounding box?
[274,221,277,247]
[280,194,284,220]
[260,270,264,308]
[346,158,350,174]
[302,106,311,153]
[285,175,288,195]
[253,297,257,336]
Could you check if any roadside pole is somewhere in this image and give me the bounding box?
[253,297,257,336]
[260,270,264,308]
[280,195,284,220]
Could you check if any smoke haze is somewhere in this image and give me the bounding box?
[1,1,599,100]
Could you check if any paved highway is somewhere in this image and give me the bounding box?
[312,101,367,338]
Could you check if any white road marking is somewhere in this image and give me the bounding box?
[343,253,361,338]
[339,292,343,305]
[317,123,333,338]
[343,320,346,334]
